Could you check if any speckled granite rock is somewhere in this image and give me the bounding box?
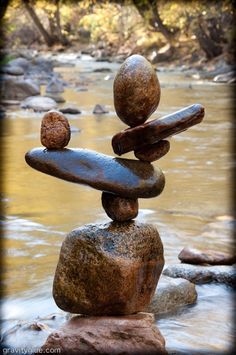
[163,264,236,286]
[41,111,71,149]
[40,313,167,355]
[113,54,160,127]
[25,148,165,199]
[53,222,164,315]
[146,276,197,314]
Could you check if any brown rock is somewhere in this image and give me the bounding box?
[40,110,71,149]
[134,140,170,162]
[178,247,236,265]
[25,148,165,199]
[112,104,205,155]
[102,192,138,221]
[53,222,164,315]
[40,313,167,355]
[113,54,160,127]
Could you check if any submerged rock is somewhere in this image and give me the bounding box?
[53,222,164,315]
[59,107,81,115]
[41,111,71,149]
[102,192,138,221]
[147,276,197,314]
[25,148,165,199]
[40,313,167,354]
[178,247,236,265]
[21,96,57,112]
[113,54,160,127]
[163,264,236,286]
[93,104,109,114]
[112,104,205,155]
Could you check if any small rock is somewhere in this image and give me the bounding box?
[41,110,71,149]
[213,71,236,83]
[102,192,138,221]
[40,313,167,354]
[46,77,64,93]
[163,264,236,286]
[25,148,165,199]
[0,99,20,106]
[53,222,164,315]
[21,96,57,112]
[59,107,81,115]
[93,68,112,73]
[8,57,29,70]
[93,104,109,114]
[134,140,170,162]
[146,276,197,314]
[113,55,160,127]
[178,247,236,265]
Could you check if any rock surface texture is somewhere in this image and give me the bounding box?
[147,276,197,314]
[113,55,160,127]
[102,192,138,221]
[163,264,236,286]
[25,148,165,198]
[40,111,71,149]
[112,104,205,155]
[40,313,167,355]
[53,222,164,315]
[178,247,236,265]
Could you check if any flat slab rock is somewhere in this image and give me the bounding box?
[146,275,197,314]
[163,264,236,286]
[178,246,236,265]
[53,222,164,315]
[25,148,165,198]
[39,313,167,355]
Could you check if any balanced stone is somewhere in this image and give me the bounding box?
[112,104,205,155]
[113,54,160,127]
[102,192,138,221]
[134,140,170,162]
[25,148,165,199]
[40,111,71,149]
[53,222,164,315]
[178,247,236,265]
[40,313,167,354]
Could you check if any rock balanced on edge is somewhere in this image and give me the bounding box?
[25,54,204,354]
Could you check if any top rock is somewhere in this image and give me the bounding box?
[113,55,160,127]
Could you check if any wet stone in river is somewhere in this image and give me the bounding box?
[40,110,71,149]
[113,54,160,127]
[102,192,138,221]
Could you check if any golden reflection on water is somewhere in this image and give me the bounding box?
[2,65,233,298]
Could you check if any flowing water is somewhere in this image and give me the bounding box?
[1,55,235,353]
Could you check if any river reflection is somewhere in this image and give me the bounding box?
[1,56,234,353]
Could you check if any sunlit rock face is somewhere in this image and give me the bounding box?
[53,222,164,315]
[113,54,161,127]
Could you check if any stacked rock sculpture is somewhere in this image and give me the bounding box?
[25,54,204,354]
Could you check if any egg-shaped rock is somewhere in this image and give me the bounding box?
[41,110,71,149]
[113,55,160,127]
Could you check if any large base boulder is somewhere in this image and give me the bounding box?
[53,222,164,315]
[40,313,167,355]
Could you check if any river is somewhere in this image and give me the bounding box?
[1,54,235,353]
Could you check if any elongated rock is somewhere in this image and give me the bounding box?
[25,148,165,198]
[134,140,170,162]
[112,104,205,155]
[53,222,164,315]
[178,247,236,265]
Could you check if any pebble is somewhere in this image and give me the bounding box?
[113,54,160,127]
[40,110,71,149]
[102,192,138,221]
[59,107,81,114]
[93,104,109,114]
[134,140,170,162]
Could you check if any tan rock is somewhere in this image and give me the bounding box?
[53,222,164,315]
[40,313,167,354]
[101,192,138,221]
[40,110,71,149]
[113,55,160,127]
